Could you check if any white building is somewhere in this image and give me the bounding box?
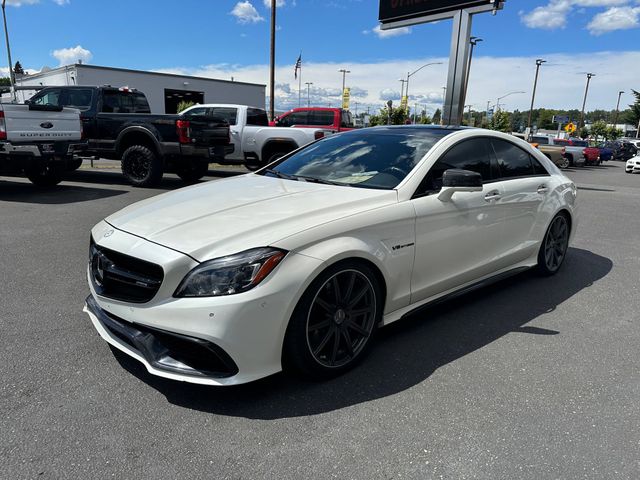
[8,64,265,114]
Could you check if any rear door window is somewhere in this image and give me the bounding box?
[490,138,543,179]
[182,107,208,117]
[246,108,269,126]
[308,111,334,126]
[341,110,354,128]
[279,111,308,127]
[101,91,136,113]
[208,107,238,125]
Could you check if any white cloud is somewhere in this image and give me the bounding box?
[51,45,92,66]
[520,0,572,29]
[4,0,40,5]
[587,6,640,34]
[230,1,264,24]
[52,0,69,4]
[520,0,637,33]
[263,0,285,7]
[370,25,412,38]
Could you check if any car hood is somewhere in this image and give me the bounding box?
[106,174,398,261]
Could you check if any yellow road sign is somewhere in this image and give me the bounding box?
[564,122,576,134]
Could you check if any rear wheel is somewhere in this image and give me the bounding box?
[121,145,163,187]
[283,261,382,379]
[559,157,570,169]
[537,213,570,276]
[176,158,209,183]
[26,164,63,187]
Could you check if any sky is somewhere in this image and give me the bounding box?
[3,0,640,114]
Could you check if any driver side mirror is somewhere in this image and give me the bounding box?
[437,169,483,202]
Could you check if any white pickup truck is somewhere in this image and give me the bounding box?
[0,103,85,186]
[181,104,329,170]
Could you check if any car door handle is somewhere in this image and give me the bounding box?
[537,184,549,194]
[484,190,501,202]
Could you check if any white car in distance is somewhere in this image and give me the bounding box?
[84,126,578,386]
[626,154,640,173]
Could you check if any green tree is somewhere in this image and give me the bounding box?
[537,109,556,130]
[0,77,10,86]
[488,110,511,133]
[177,100,195,113]
[590,120,608,141]
[624,89,640,126]
[605,126,623,140]
[578,127,589,139]
[432,108,442,125]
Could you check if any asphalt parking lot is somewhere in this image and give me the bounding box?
[1,161,639,479]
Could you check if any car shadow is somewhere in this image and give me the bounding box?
[0,178,128,204]
[112,247,612,419]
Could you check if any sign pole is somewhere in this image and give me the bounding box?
[442,9,472,126]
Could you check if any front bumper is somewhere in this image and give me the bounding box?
[626,159,640,173]
[84,222,324,385]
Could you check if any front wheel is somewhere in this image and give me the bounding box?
[121,145,163,187]
[558,157,570,169]
[283,262,383,379]
[537,213,570,276]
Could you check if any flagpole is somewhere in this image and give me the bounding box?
[298,55,302,108]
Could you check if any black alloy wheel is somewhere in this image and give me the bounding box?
[538,214,570,275]
[121,145,163,187]
[284,262,382,378]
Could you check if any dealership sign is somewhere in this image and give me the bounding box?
[379,0,496,24]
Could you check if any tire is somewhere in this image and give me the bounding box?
[66,158,83,171]
[283,261,383,379]
[176,158,209,183]
[121,145,163,187]
[244,158,263,172]
[26,165,62,187]
[566,154,574,167]
[558,157,570,169]
[536,213,570,276]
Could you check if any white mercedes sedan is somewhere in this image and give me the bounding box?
[84,126,577,386]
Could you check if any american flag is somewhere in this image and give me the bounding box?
[294,54,302,79]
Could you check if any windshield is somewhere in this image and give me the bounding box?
[262,127,456,190]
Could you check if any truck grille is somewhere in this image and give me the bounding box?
[90,238,163,303]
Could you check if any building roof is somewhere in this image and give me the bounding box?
[16,64,266,88]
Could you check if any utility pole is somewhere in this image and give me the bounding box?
[613,90,624,127]
[339,68,350,94]
[463,36,482,105]
[527,58,546,136]
[1,0,16,102]
[305,82,313,107]
[268,0,276,120]
[579,73,595,130]
[398,78,407,100]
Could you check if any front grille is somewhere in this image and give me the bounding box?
[90,237,163,303]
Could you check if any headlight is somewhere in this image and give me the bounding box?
[174,248,286,297]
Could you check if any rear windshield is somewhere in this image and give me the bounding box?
[30,88,94,111]
[263,127,456,190]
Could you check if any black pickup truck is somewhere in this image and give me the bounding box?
[27,86,230,187]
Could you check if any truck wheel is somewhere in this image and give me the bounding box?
[245,158,263,171]
[121,145,163,187]
[26,165,62,187]
[176,158,209,183]
[559,157,570,169]
[66,158,84,171]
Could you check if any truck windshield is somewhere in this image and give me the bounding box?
[263,127,456,190]
[30,88,94,111]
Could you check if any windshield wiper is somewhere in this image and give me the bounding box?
[264,169,298,180]
[293,175,351,186]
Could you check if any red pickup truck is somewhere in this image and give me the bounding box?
[271,107,355,133]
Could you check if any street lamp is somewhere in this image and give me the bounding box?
[465,104,473,125]
[405,62,443,105]
[496,91,525,111]
[398,78,407,100]
[305,82,313,107]
[613,90,624,127]
[463,37,482,103]
[527,58,546,135]
[579,73,595,129]
[1,0,16,102]
[339,69,350,94]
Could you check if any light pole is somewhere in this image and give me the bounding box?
[463,37,482,104]
[579,73,595,129]
[465,104,473,125]
[339,68,350,110]
[268,0,276,120]
[613,90,624,127]
[527,58,546,135]
[1,0,16,102]
[305,82,313,107]
[496,91,525,112]
[398,78,407,100]
[405,62,443,105]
